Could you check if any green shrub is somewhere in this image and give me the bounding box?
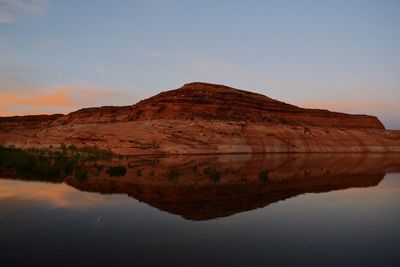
[203,167,221,182]
[192,164,198,174]
[0,146,123,182]
[95,164,103,175]
[0,146,66,182]
[108,166,127,177]
[75,168,88,180]
[166,169,180,180]
[258,170,269,183]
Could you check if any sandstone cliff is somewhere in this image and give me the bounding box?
[0,82,399,154]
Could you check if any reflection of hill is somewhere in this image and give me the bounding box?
[64,153,400,220]
[2,153,399,220]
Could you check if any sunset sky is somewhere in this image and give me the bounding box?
[0,0,399,129]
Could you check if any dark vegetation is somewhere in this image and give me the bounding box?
[60,144,115,160]
[166,169,181,180]
[258,169,269,183]
[95,163,103,175]
[107,166,127,177]
[192,164,198,174]
[203,167,221,182]
[0,145,118,182]
[75,168,88,180]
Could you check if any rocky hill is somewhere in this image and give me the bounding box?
[0,82,399,154]
[128,82,384,129]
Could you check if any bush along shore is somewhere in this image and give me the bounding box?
[0,145,126,182]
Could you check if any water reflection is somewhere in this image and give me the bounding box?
[2,153,400,220]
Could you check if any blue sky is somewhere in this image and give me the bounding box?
[0,0,399,129]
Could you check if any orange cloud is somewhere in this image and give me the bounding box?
[0,86,74,106]
[0,109,11,116]
[0,84,118,116]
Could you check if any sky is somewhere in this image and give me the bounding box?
[0,0,399,129]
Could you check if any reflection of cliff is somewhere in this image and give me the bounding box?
[65,153,400,220]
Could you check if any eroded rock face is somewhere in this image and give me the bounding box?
[0,82,399,154]
[129,82,384,129]
[0,114,63,132]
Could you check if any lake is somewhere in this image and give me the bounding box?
[1,153,400,266]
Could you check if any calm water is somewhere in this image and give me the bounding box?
[1,153,400,267]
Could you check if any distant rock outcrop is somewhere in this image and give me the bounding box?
[0,82,399,154]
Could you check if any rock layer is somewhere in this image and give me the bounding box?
[0,82,399,154]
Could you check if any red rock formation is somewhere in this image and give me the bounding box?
[0,114,63,132]
[0,82,399,153]
[44,82,384,129]
[129,82,384,129]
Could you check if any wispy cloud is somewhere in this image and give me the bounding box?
[0,86,74,107]
[1,0,45,12]
[0,0,46,23]
[0,10,13,22]
[0,109,11,116]
[0,63,136,116]
[96,65,107,78]
[0,84,122,116]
